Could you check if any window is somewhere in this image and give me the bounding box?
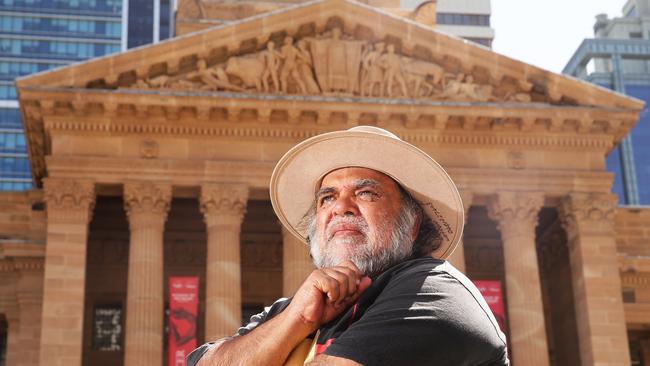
[630,32,643,39]
[437,13,490,27]
[0,108,21,128]
[0,0,122,15]
[464,37,492,48]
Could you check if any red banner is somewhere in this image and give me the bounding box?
[169,277,199,366]
[473,280,506,334]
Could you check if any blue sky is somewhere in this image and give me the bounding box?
[491,0,625,73]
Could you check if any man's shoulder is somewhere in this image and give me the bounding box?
[323,257,510,365]
[380,257,509,347]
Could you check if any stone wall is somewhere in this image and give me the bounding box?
[616,207,650,257]
[0,190,45,243]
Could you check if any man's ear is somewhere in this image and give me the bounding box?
[411,215,422,242]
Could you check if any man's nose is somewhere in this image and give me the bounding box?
[332,193,359,217]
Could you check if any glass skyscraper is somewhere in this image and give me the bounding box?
[564,0,650,206]
[0,0,174,191]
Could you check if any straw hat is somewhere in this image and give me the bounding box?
[270,126,464,259]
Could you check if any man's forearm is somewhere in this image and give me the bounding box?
[197,309,314,366]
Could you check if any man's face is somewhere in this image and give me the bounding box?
[309,167,414,276]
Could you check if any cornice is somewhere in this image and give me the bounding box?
[40,119,615,150]
[0,258,44,273]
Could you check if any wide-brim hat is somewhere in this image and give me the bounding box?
[270,126,464,259]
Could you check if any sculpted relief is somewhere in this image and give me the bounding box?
[128,27,530,103]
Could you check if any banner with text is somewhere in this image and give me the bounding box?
[169,276,199,366]
[473,280,506,334]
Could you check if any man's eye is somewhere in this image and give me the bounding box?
[320,195,334,206]
[358,190,379,200]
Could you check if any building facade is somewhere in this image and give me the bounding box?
[1,1,650,366]
[0,0,175,192]
[564,0,650,206]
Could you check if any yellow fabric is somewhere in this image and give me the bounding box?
[284,331,319,366]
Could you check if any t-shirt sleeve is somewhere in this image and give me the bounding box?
[186,298,291,366]
[323,269,508,366]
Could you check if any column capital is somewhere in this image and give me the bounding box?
[559,192,617,238]
[487,191,544,237]
[200,183,249,226]
[43,178,95,224]
[123,181,172,228]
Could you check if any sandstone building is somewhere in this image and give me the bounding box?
[1,1,650,365]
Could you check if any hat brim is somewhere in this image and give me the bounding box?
[270,129,464,259]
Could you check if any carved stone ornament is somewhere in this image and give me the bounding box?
[487,191,545,237]
[200,183,249,224]
[123,181,172,218]
[140,138,159,159]
[43,178,95,219]
[559,192,617,237]
[122,27,533,103]
[506,151,526,170]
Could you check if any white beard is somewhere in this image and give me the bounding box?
[309,207,416,277]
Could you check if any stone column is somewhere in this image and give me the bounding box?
[560,193,630,366]
[446,190,473,273]
[15,270,43,366]
[5,309,20,366]
[200,183,248,341]
[123,182,172,366]
[282,226,314,297]
[39,178,95,366]
[487,192,549,366]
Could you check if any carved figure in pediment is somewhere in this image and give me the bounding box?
[225,55,265,91]
[310,27,365,94]
[196,59,244,92]
[260,41,282,92]
[405,72,434,97]
[360,42,385,97]
[379,44,409,98]
[505,92,532,103]
[279,37,307,94]
[296,39,320,94]
[442,73,493,102]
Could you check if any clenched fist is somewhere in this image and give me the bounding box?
[286,260,372,333]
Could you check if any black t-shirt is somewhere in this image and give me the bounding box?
[187,257,509,366]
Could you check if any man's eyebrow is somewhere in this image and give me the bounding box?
[355,179,380,190]
[316,187,335,198]
[315,179,380,199]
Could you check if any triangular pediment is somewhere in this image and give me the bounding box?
[16,0,643,110]
[15,0,645,186]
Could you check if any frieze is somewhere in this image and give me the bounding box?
[40,120,615,151]
[119,27,534,104]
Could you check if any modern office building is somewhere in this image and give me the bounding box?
[564,0,650,206]
[400,0,494,47]
[0,0,175,192]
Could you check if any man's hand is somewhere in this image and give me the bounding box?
[286,260,372,333]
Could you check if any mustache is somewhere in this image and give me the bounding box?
[325,216,370,241]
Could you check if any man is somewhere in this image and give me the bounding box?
[188,126,509,366]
